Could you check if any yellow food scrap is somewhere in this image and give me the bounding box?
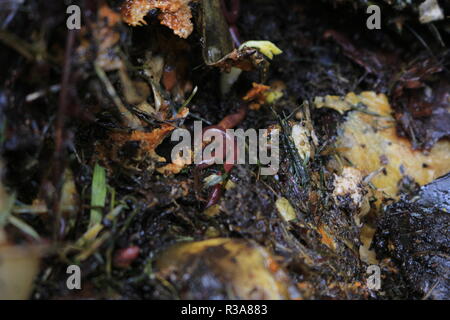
[156,148,192,175]
[265,80,286,104]
[314,95,353,114]
[292,124,313,161]
[225,180,236,190]
[203,204,221,218]
[333,167,365,207]
[329,91,450,198]
[359,225,378,265]
[275,197,297,222]
[239,41,283,60]
[265,89,284,104]
[314,92,392,116]
[155,238,298,299]
[243,81,285,110]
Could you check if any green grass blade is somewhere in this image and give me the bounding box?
[8,215,40,240]
[89,164,107,228]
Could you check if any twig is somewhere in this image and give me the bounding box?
[50,29,77,241]
[0,30,35,61]
[94,62,142,129]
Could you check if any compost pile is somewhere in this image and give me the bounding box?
[0,0,449,300]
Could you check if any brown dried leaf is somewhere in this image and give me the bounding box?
[392,57,450,149]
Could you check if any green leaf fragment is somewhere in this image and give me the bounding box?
[90,164,107,228]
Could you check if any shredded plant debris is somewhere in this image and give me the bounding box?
[0,0,449,301]
[121,0,197,38]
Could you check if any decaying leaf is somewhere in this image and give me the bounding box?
[155,238,300,299]
[243,82,270,110]
[391,57,450,150]
[0,244,44,300]
[121,0,197,38]
[323,30,396,75]
[156,148,192,175]
[315,95,354,114]
[119,66,151,105]
[243,82,270,102]
[325,91,450,199]
[77,2,123,71]
[0,161,44,300]
[317,225,338,251]
[207,45,269,73]
[3,0,450,301]
[109,107,189,163]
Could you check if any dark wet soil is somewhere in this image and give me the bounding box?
[1,0,449,300]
